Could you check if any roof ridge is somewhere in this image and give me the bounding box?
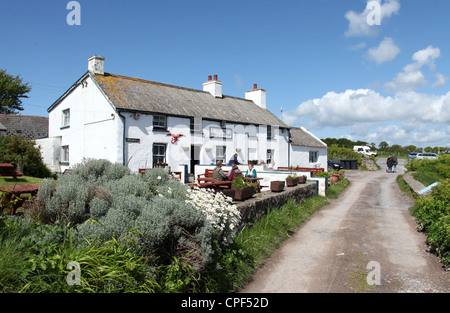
[97,73,254,102]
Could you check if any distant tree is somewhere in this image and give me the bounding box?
[0,69,31,114]
[424,146,433,153]
[379,141,389,150]
[404,145,417,153]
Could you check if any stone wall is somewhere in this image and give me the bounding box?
[236,181,318,228]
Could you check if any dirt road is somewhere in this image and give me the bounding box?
[242,159,449,293]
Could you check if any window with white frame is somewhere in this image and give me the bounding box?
[153,115,167,131]
[216,146,226,163]
[190,116,202,133]
[153,143,167,164]
[62,109,70,128]
[267,149,274,164]
[309,151,319,163]
[61,145,69,164]
[267,125,272,140]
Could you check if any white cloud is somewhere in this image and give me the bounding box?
[345,0,401,37]
[432,73,448,88]
[288,89,450,147]
[385,45,445,92]
[365,37,400,64]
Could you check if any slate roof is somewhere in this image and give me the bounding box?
[290,127,327,148]
[0,114,48,140]
[93,73,288,127]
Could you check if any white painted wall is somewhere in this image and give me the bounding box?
[290,145,328,171]
[47,75,123,172]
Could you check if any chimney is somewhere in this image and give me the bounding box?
[245,83,266,109]
[203,74,223,98]
[88,55,105,75]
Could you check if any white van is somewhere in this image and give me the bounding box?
[353,146,378,157]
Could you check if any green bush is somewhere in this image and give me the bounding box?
[0,135,51,178]
[410,180,450,268]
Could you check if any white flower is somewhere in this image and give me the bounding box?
[157,176,161,180]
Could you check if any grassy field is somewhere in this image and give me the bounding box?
[0,176,45,186]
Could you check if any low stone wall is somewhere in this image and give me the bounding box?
[236,181,318,228]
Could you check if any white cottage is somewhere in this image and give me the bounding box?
[39,56,298,179]
[289,127,328,170]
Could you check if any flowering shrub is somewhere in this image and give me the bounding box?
[185,187,241,244]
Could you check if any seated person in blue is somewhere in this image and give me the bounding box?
[227,153,241,166]
[245,161,257,178]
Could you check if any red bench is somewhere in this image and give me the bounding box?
[0,163,23,182]
[0,184,39,215]
[197,169,229,183]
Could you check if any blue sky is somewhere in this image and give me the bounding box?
[1,0,449,148]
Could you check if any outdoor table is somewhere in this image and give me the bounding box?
[0,184,39,215]
[0,163,23,182]
[198,180,232,192]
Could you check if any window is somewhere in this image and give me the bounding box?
[309,151,318,163]
[190,116,202,133]
[216,146,226,163]
[267,149,274,164]
[267,125,272,140]
[62,109,70,128]
[61,145,69,164]
[153,115,167,131]
[153,143,167,164]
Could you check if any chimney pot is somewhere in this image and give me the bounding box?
[214,74,218,81]
[208,75,212,81]
[254,84,258,89]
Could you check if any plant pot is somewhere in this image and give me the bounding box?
[233,186,255,201]
[298,175,307,184]
[221,189,235,199]
[286,178,297,187]
[331,174,339,183]
[270,181,285,192]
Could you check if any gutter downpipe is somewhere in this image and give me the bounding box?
[118,110,126,166]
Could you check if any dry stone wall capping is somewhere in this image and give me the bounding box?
[235,181,318,229]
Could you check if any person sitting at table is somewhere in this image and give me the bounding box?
[228,163,241,181]
[245,161,257,178]
[213,160,228,181]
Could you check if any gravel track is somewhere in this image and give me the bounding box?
[241,159,449,293]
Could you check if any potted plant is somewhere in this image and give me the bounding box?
[286,174,298,187]
[231,174,256,201]
[298,175,307,184]
[270,180,285,192]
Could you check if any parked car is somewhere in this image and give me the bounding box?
[407,152,418,158]
[328,159,344,171]
[415,153,438,160]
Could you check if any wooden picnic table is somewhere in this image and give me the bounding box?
[0,184,39,215]
[197,180,232,192]
[0,163,23,182]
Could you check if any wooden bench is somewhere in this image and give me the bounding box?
[0,184,39,215]
[197,169,229,183]
[197,180,232,192]
[277,167,324,176]
[0,163,23,182]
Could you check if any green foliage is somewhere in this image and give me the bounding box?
[406,154,450,181]
[0,69,31,114]
[0,135,51,178]
[326,178,350,199]
[410,180,450,269]
[328,144,362,165]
